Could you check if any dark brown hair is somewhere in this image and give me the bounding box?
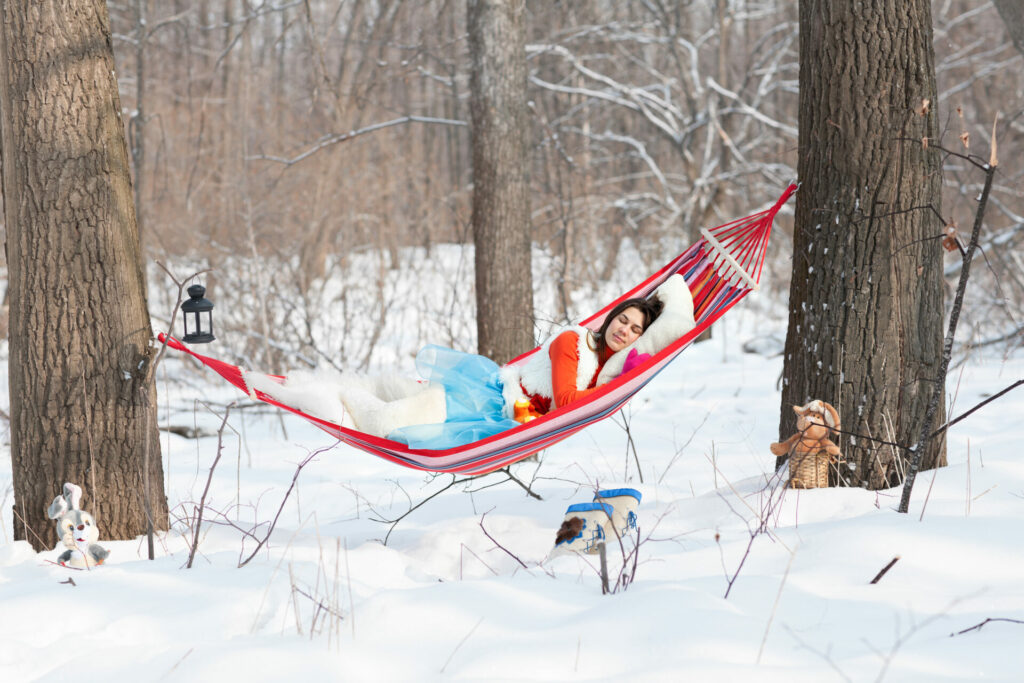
[592,296,664,356]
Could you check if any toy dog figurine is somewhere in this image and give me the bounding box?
[46,482,110,568]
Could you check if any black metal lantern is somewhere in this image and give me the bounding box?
[181,284,215,344]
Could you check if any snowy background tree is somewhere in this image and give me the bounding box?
[0,0,167,550]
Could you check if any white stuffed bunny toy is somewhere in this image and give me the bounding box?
[47,482,110,568]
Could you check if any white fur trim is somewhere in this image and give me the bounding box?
[500,326,599,417]
[499,365,527,418]
[596,274,696,384]
[240,371,260,401]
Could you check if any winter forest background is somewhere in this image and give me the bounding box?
[57,0,1021,363]
[1,0,1024,680]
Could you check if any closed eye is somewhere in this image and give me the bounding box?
[617,314,644,335]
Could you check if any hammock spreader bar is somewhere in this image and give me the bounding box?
[163,184,796,475]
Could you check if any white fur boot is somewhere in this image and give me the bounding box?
[339,381,447,438]
[246,369,446,437]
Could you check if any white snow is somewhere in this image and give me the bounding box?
[2,256,1023,682]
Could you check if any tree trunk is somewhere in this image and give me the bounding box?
[992,0,1024,56]
[468,0,534,363]
[0,0,168,551]
[780,0,946,489]
[131,0,147,242]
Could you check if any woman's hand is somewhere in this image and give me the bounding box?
[620,348,651,375]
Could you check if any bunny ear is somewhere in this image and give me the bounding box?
[63,483,83,510]
[803,399,824,415]
[821,402,841,431]
[47,494,69,519]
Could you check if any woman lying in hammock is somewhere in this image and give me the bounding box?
[182,189,787,463]
[244,274,694,450]
[385,296,664,449]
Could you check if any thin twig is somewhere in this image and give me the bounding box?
[370,474,463,545]
[614,407,645,483]
[951,617,1024,636]
[251,116,467,167]
[716,467,791,599]
[496,467,543,500]
[0,484,11,545]
[292,586,346,621]
[238,444,328,567]
[869,556,900,584]
[919,468,939,522]
[187,403,234,569]
[899,142,998,513]
[12,503,50,550]
[479,510,528,569]
[796,378,1024,457]
[758,548,797,664]
[440,618,483,671]
[370,469,543,545]
[439,617,485,674]
[139,263,213,560]
[461,542,499,577]
[706,452,791,552]
[928,380,1024,438]
[344,538,355,639]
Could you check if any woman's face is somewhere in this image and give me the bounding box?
[604,306,645,353]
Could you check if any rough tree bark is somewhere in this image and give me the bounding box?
[468,0,535,363]
[0,0,168,550]
[992,0,1024,56]
[779,0,947,488]
[129,0,147,242]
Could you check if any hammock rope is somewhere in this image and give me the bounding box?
[163,184,796,475]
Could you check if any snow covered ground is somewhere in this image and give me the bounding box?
[2,277,1023,681]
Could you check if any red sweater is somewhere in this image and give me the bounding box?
[525,330,613,415]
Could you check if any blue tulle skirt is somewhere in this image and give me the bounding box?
[387,345,520,449]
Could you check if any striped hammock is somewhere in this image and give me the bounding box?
[163,184,796,475]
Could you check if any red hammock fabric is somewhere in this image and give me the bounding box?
[163,184,796,475]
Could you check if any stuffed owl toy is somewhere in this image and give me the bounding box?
[47,482,110,568]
